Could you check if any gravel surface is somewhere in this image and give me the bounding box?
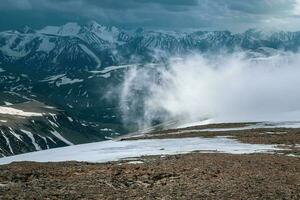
[0,154,299,200]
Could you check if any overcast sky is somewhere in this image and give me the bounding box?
[0,0,300,32]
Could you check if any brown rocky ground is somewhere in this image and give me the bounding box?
[0,123,299,199]
[0,153,299,200]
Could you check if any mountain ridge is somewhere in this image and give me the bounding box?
[2,21,300,71]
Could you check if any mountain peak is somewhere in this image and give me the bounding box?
[85,20,118,33]
[58,22,81,36]
[243,28,282,38]
[84,21,120,43]
[18,26,35,34]
[38,22,81,36]
[86,20,102,28]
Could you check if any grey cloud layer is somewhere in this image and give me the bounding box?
[0,0,299,31]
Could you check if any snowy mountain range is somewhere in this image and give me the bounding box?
[1,21,300,157]
[2,21,300,74]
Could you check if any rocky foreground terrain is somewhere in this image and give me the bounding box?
[0,123,299,199]
[0,154,299,200]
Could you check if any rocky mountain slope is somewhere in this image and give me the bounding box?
[0,92,107,157]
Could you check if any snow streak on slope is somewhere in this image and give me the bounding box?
[50,130,74,146]
[20,129,42,151]
[79,44,101,69]
[0,106,43,117]
[1,130,13,154]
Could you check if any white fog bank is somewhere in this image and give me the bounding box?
[121,52,300,129]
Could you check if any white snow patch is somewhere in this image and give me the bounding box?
[0,106,42,117]
[67,117,73,122]
[41,74,65,83]
[56,77,83,87]
[37,37,55,53]
[3,102,12,106]
[44,106,56,109]
[126,161,144,164]
[101,128,113,131]
[99,73,111,78]
[41,75,83,86]
[90,64,135,74]
[0,137,281,165]
[0,183,10,187]
[178,121,300,131]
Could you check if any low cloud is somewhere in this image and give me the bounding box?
[121,51,300,130]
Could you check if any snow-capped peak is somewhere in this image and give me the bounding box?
[85,21,120,43]
[19,26,35,34]
[38,22,81,36]
[58,22,81,36]
[37,21,122,43]
[38,25,60,35]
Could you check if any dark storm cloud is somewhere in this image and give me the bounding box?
[0,0,32,10]
[0,0,300,31]
[214,0,294,14]
[47,0,199,9]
